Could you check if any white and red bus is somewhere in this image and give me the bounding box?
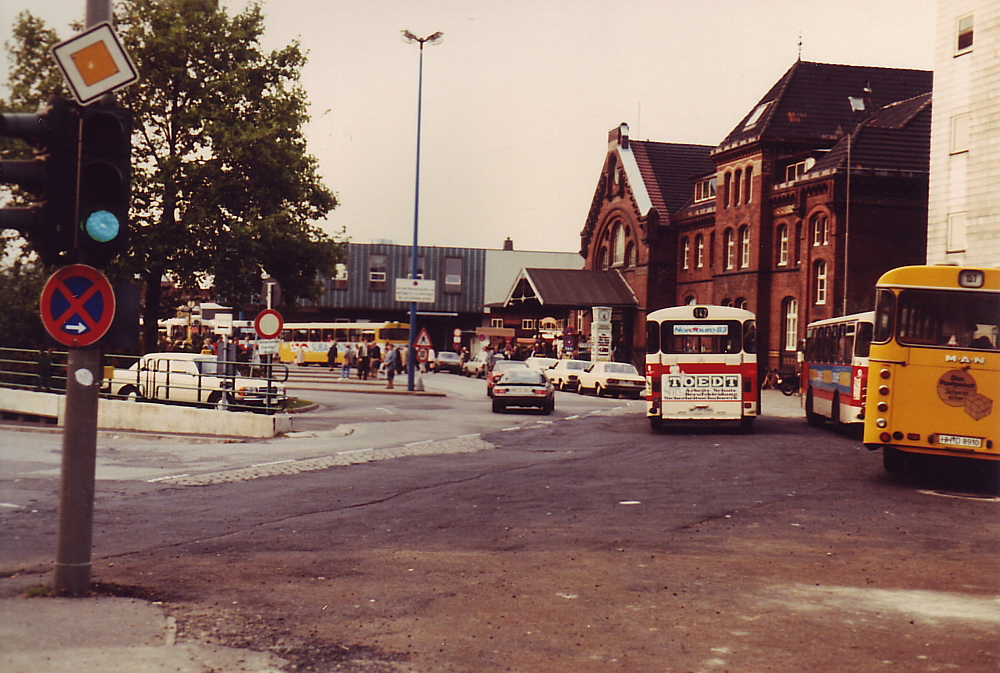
[803,311,874,429]
[645,305,758,431]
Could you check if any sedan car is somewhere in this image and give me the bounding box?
[462,351,504,378]
[491,368,555,414]
[576,361,645,398]
[433,351,462,373]
[486,359,529,396]
[546,358,591,391]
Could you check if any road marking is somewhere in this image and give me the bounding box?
[919,490,1000,503]
[337,448,374,455]
[0,503,22,509]
[564,415,580,420]
[501,426,523,432]
[251,459,295,467]
[405,439,434,447]
[147,474,190,483]
[458,433,481,438]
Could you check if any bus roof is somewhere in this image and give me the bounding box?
[806,311,874,329]
[876,265,1000,291]
[646,305,755,322]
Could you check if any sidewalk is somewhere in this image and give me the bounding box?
[0,582,285,673]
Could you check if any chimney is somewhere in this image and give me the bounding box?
[608,122,629,151]
[503,237,514,251]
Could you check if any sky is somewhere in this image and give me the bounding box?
[1,0,938,254]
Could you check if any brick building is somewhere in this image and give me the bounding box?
[582,61,933,371]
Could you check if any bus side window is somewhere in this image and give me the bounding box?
[873,290,894,343]
[855,322,873,358]
[646,321,660,354]
[743,320,756,354]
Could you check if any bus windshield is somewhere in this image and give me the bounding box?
[658,321,744,354]
[897,289,999,351]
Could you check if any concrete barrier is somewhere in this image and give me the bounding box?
[0,387,290,438]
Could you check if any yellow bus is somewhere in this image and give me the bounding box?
[277,321,410,365]
[863,266,999,472]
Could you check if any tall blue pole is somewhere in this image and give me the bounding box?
[407,42,425,392]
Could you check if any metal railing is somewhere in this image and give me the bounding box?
[0,348,68,392]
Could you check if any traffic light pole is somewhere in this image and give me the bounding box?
[52,0,114,596]
[53,347,101,594]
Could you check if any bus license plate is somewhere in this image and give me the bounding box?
[937,434,983,448]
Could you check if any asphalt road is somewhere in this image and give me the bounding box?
[1,376,999,672]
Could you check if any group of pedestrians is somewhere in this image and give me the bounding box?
[324,340,406,388]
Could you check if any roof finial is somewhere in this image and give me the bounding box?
[798,31,803,61]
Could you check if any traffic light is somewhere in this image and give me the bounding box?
[0,95,80,265]
[76,98,131,268]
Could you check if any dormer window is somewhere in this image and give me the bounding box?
[694,177,716,203]
[784,158,816,183]
[743,102,771,130]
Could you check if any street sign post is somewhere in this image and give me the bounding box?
[51,22,139,105]
[254,308,284,340]
[40,264,116,348]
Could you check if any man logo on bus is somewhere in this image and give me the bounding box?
[936,369,992,420]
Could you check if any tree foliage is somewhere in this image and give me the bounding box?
[3,0,343,352]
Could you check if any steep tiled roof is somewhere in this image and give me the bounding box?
[715,61,932,154]
[505,268,638,307]
[811,93,932,174]
[630,141,715,216]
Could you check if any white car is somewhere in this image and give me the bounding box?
[576,361,645,398]
[524,356,558,373]
[105,353,287,411]
[546,359,591,391]
[461,351,504,378]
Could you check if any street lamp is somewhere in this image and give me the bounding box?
[401,30,442,391]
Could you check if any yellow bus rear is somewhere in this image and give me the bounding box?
[863,266,999,472]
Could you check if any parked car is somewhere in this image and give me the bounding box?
[524,356,558,373]
[546,359,592,391]
[491,368,555,414]
[576,361,645,398]
[462,351,504,378]
[433,351,462,373]
[104,353,287,411]
[486,360,529,396]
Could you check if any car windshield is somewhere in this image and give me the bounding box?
[501,370,546,384]
[438,353,459,360]
[495,361,528,370]
[567,361,588,370]
[605,363,638,375]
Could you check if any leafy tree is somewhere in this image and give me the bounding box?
[3,0,343,352]
[0,234,48,349]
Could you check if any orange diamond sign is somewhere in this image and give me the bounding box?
[52,22,138,105]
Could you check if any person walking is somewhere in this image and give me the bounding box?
[340,345,354,379]
[369,342,382,379]
[383,344,398,389]
[357,340,370,380]
[327,339,338,371]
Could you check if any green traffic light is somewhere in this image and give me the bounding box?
[84,210,120,243]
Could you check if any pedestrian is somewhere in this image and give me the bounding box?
[327,339,338,371]
[294,343,307,366]
[35,348,53,392]
[357,340,370,380]
[369,342,382,379]
[341,345,354,379]
[384,343,397,389]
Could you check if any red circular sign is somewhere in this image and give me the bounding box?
[254,308,284,339]
[416,346,429,363]
[40,264,116,347]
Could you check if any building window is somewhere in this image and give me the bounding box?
[612,223,626,266]
[849,96,866,112]
[957,13,974,54]
[794,222,802,264]
[444,256,463,294]
[685,295,697,306]
[743,101,771,130]
[695,234,705,269]
[777,225,789,266]
[625,242,636,268]
[597,247,609,271]
[733,169,742,206]
[951,113,970,154]
[682,237,690,270]
[947,212,968,252]
[491,317,504,328]
[743,165,753,204]
[784,158,815,183]
[739,226,751,268]
[734,297,748,310]
[723,172,731,209]
[368,253,387,290]
[522,319,536,331]
[783,298,799,351]
[811,213,829,246]
[721,298,731,307]
[406,255,426,279]
[724,228,735,270]
[814,260,827,305]
[332,262,349,290]
[694,177,716,203]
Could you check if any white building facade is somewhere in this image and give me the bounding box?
[927,0,1000,267]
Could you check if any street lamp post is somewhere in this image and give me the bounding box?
[401,30,442,391]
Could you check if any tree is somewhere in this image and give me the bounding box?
[3,0,343,352]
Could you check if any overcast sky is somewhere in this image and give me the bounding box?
[2,0,937,254]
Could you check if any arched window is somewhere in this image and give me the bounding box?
[721,298,731,307]
[681,237,690,270]
[724,228,735,270]
[814,260,827,305]
[794,222,802,264]
[723,172,731,208]
[597,247,608,271]
[695,234,705,268]
[685,295,697,306]
[734,297,748,310]
[743,165,753,204]
[783,298,799,351]
[625,242,636,268]
[777,225,789,266]
[812,213,829,246]
[612,223,626,266]
[733,169,742,206]
[739,226,751,268]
